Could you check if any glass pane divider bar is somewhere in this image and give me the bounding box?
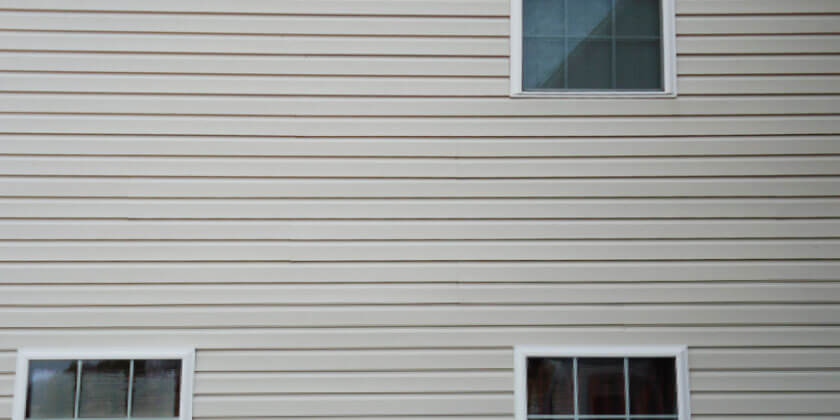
[624,358,630,420]
[611,0,617,89]
[73,360,82,420]
[126,360,135,419]
[572,357,579,420]
[563,0,569,89]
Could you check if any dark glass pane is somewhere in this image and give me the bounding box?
[567,0,613,37]
[615,0,661,37]
[79,360,130,418]
[629,358,677,415]
[616,40,662,89]
[523,37,566,89]
[524,0,565,36]
[132,360,182,418]
[26,360,77,419]
[567,39,612,89]
[527,358,574,415]
[577,358,626,415]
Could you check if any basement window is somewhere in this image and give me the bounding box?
[12,349,194,420]
[514,346,690,420]
[510,0,677,97]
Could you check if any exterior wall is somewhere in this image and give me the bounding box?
[1,0,839,418]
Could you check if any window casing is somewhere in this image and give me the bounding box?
[510,0,677,97]
[514,346,690,420]
[12,349,195,420]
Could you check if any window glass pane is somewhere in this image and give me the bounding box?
[132,360,182,418]
[527,358,574,415]
[616,40,662,89]
[567,39,612,89]
[629,357,677,415]
[615,0,661,37]
[567,0,613,37]
[524,0,565,36]
[523,38,566,89]
[26,360,77,419]
[521,0,665,92]
[577,358,626,415]
[79,360,130,418]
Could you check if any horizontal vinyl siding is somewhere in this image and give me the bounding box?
[1,1,838,420]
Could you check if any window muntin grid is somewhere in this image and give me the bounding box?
[24,359,181,420]
[526,357,678,420]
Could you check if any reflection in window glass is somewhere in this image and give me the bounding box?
[132,360,182,418]
[577,358,626,415]
[522,0,662,91]
[79,360,130,418]
[26,360,77,419]
[527,358,574,415]
[630,358,677,415]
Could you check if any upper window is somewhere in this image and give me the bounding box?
[514,346,690,420]
[13,349,194,420]
[510,0,677,97]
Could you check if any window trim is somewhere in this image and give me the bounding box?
[509,0,678,98]
[514,345,690,420]
[12,348,195,420]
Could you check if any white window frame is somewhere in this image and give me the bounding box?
[514,345,690,420]
[12,348,195,420]
[510,0,678,98]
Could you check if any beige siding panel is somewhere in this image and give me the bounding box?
[690,348,840,370]
[4,219,839,240]
[0,354,12,373]
[2,198,838,219]
[2,326,839,348]
[192,394,512,417]
[0,32,508,56]
[0,74,508,97]
[692,417,838,420]
[1,283,837,305]
[197,349,512,372]
[0,0,510,16]
[5,177,839,199]
[678,0,840,14]
[194,418,509,420]
[692,393,840,415]
[679,16,840,35]
[678,36,840,54]
[1,261,836,284]
[4,240,840,262]
[1,136,838,157]
[1,116,838,136]
[678,56,840,75]
[0,375,9,397]
[4,156,840,178]
[0,398,8,420]
[194,371,510,394]
[0,12,510,36]
[3,305,839,328]
[692,371,840,392]
[680,76,840,95]
[0,53,509,76]
[5,94,840,116]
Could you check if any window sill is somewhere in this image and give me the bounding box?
[511,90,677,99]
